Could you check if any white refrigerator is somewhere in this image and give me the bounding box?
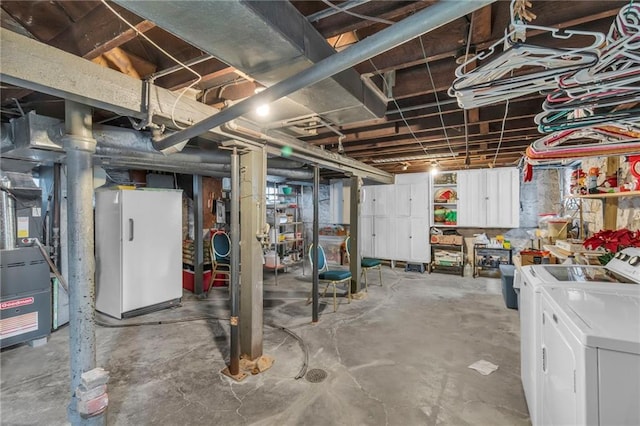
[95,189,183,319]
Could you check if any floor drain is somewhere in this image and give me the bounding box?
[305,368,328,383]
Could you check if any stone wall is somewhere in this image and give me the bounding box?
[577,156,640,233]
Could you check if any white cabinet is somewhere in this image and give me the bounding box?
[457,167,520,228]
[362,186,390,214]
[329,179,351,224]
[95,189,183,319]
[360,185,392,259]
[395,183,428,218]
[395,217,430,262]
[457,170,486,227]
[361,177,430,263]
[394,182,429,262]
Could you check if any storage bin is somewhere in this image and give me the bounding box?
[182,269,213,293]
[499,264,517,310]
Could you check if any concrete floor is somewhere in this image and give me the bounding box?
[1,264,530,425]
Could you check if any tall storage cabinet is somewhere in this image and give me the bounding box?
[95,189,183,319]
[457,167,520,228]
[360,185,394,259]
[394,180,429,263]
[361,173,430,264]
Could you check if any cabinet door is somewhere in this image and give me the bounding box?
[394,218,412,261]
[360,215,374,258]
[485,168,520,228]
[121,191,182,313]
[457,170,486,227]
[410,183,428,218]
[409,217,429,262]
[374,185,393,217]
[374,216,395,259]
[394,184,412,217]
[361,186,375,216]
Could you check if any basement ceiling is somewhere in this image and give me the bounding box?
[0,0,631,175]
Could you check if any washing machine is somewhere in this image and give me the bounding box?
[518,247,640,425]
[539,286,640,425]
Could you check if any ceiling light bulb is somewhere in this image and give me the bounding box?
[256,104,270,117]
[430,162,438,175]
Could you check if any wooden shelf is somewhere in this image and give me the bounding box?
[571,190,640,199]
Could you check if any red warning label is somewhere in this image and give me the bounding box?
[0,297,35,310]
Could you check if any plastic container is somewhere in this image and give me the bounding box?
[499,264,518,310]
[547,219,569,240]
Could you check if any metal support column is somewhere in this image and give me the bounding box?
[229,149,240,375]
[240,148,266,359]
[63,100,105,425]
[193,175,204,296]
[312,165,319,323]
[52,163,62,269]
[349,176,362,293]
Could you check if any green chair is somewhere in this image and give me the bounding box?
[345,236,382,291]
[308,244,351,312]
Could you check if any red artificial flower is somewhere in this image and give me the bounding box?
[583,228,640,253]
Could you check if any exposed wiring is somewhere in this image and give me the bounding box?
[492,99,510,168]
[368,59,430,157]
[320,0,394,26]
[419,36,455,159]
[95,314,309,380]
[100,0,202,130]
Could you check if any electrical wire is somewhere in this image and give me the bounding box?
[319,0,394,26]
[99,0,202,130]
[368,59,430,157]
[492,99,510,167]
[418,36,455,158]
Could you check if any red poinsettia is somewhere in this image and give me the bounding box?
[583,228,640,252]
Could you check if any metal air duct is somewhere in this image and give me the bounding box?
[115,0,386,127]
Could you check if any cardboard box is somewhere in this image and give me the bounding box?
[430,234,463,245]
[519,250,558,266]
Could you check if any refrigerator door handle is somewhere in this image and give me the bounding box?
[129,218,134,241]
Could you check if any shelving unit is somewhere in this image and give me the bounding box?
[429,243,464,276]
[265,184,305,284]
[570,190,640,232]
[432,171,458,227]
[473,244,512,278]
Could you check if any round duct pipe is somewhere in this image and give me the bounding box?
[93,125,305,169]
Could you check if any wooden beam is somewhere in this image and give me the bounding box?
[471,5,493,43]
[603,157,620,230]
[47,4,155,59]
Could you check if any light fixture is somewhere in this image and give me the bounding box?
[254,86,270,117]
[256,104,270,117]
[430,161,439,175]
[400,162,409,171]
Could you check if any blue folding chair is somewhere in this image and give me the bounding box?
[308,244,351,312]
[344,236,382,291]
